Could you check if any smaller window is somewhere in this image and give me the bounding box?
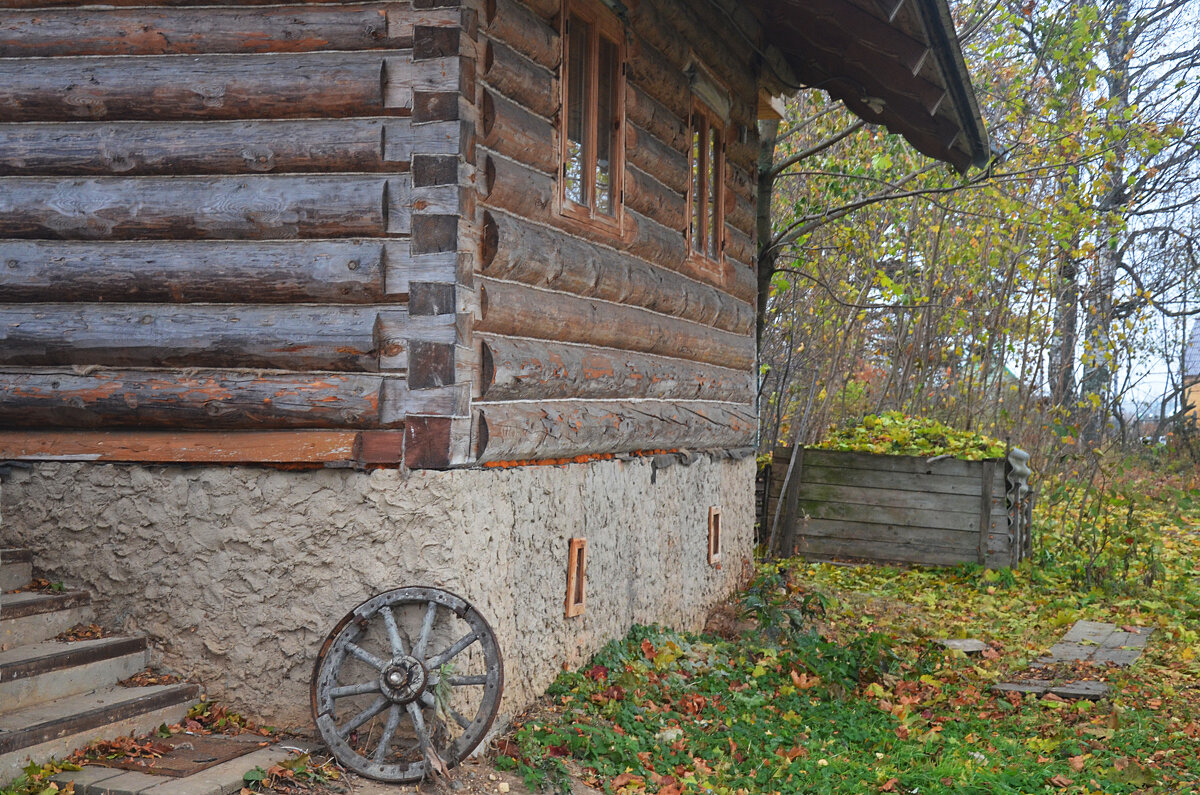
[565,537,588,617]
[689,102,725,266]
[707,506,722,566]
[560,0,625,231]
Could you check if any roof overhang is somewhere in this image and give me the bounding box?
[742,0,990,172]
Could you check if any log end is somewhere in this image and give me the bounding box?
[481,211,499,270]
[479,339,496,398]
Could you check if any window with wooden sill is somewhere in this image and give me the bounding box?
[559,0,625,232]
[689,101,725,269]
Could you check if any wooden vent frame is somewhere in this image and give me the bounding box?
[565,537,588,617]
[707,506,722,566]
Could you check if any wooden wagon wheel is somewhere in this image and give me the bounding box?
[311,587,504,782]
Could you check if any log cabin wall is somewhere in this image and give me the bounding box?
[0,0,475,468]
[469,0,762,464]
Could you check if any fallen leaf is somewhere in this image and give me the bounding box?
[879,778,899,792]
[1069,755,1087,772]
[1048,774,1073,788]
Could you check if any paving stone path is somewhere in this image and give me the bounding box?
[991,620,1152,700]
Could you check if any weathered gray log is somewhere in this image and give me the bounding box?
[477,277,755,371]
[0,51,458,122]
[795,462,1004,497]
[0,240,388,303]
[626,85,689,153]
[476,398,756,462]
[0,304,393,371]
[481,210,752,334]
[0,175,439,239]
[0,4,458,57]
[798,481,1004,515]
[481,38,558,120]
[626,123,690,196]
[784,448,1002,479]
[0,118,462,176]
[624,164,686,233]
[479,335,754,403]
[792,534,981,567]
[0,367,394,429]
[480,91,558,175]
[483,0,558,70]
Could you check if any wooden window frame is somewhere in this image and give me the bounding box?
[687,99,726,271]
[558,0,626,235]
[707,506,722,566]
[565,537,588,617]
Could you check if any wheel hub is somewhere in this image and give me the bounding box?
[380,656,427,704]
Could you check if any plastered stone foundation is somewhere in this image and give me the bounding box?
[1,455,753,727]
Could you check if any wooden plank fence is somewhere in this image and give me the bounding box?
[760,447,1033,569]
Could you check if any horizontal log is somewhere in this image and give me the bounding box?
[481,38,557,120]
[0,51,458,122]
[780,447,1001,478]
[0,4,460,57]
[0,304,407,371]
[0,240,390,304]
[480,90,558,175]
[624,165,686,233]
[476,398,756,462]
[480,152,757,304]
[479,335,754,402]
[796,464,1002,497]
[626,35,691,121]
[0,118,462,176]
[726,162,755,204]
[484,0,558,70]
[799,481,1004,514]
[795,498,995,534]
[724,188,756,238]
[626,123,689,196]
[477,277,755,371]
[0,368,392,429]
[0,429,366,464]
[626,85,689,153]
[723,224,755,266]
[481,210,752,333]
[0,175,455,240]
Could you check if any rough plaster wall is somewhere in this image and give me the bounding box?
[0,456,754,728]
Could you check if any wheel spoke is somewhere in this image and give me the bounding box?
[329,681,381,699]
[346,642,388,671]
[427,631,478,669]
[406,702,434,761]
[446,674,488,686]
[339,695,389,738]
[380,605,407,660]
[421,691,472,731]
[372,704,403,763]
[413,601,438,660]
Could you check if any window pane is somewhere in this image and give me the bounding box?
[565,15,591,206]
[708,124,719,258]
[594,35,619,216]
[691,123,702,252]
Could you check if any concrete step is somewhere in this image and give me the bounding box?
[0,683,199,781]
[0,636,151,712]
[0,590,95,650]
[50,739,314,795]
[0,548,33,592]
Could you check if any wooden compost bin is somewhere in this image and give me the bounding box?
[763,447,1032,569]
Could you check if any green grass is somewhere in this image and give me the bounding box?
[499,467,1200,794]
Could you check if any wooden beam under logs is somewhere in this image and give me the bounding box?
[475,398,757,462]
[0,51,459,122]
[480,210,753,334]
[481,39,557,120]
[0,175,456,240]
[479,335,754,403]
[0,429,368,464]
[0,368,394,429]
[0,240,388,304]
[0,118,463,177]
[0,304,394,371]
[477,277,755,371]
[0,4,462,58]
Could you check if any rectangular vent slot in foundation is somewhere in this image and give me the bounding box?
[708,506,722,566]
[565,537,587,618]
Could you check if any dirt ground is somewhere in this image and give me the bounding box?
[333,756,602,795]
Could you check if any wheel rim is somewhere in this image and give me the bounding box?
[311,587,504,782]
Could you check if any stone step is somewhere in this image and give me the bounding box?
[0,636,151,713]
[0,683,199,782]
[0,590,95,650]
[50,740,315,795]
[0,548,33,592]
